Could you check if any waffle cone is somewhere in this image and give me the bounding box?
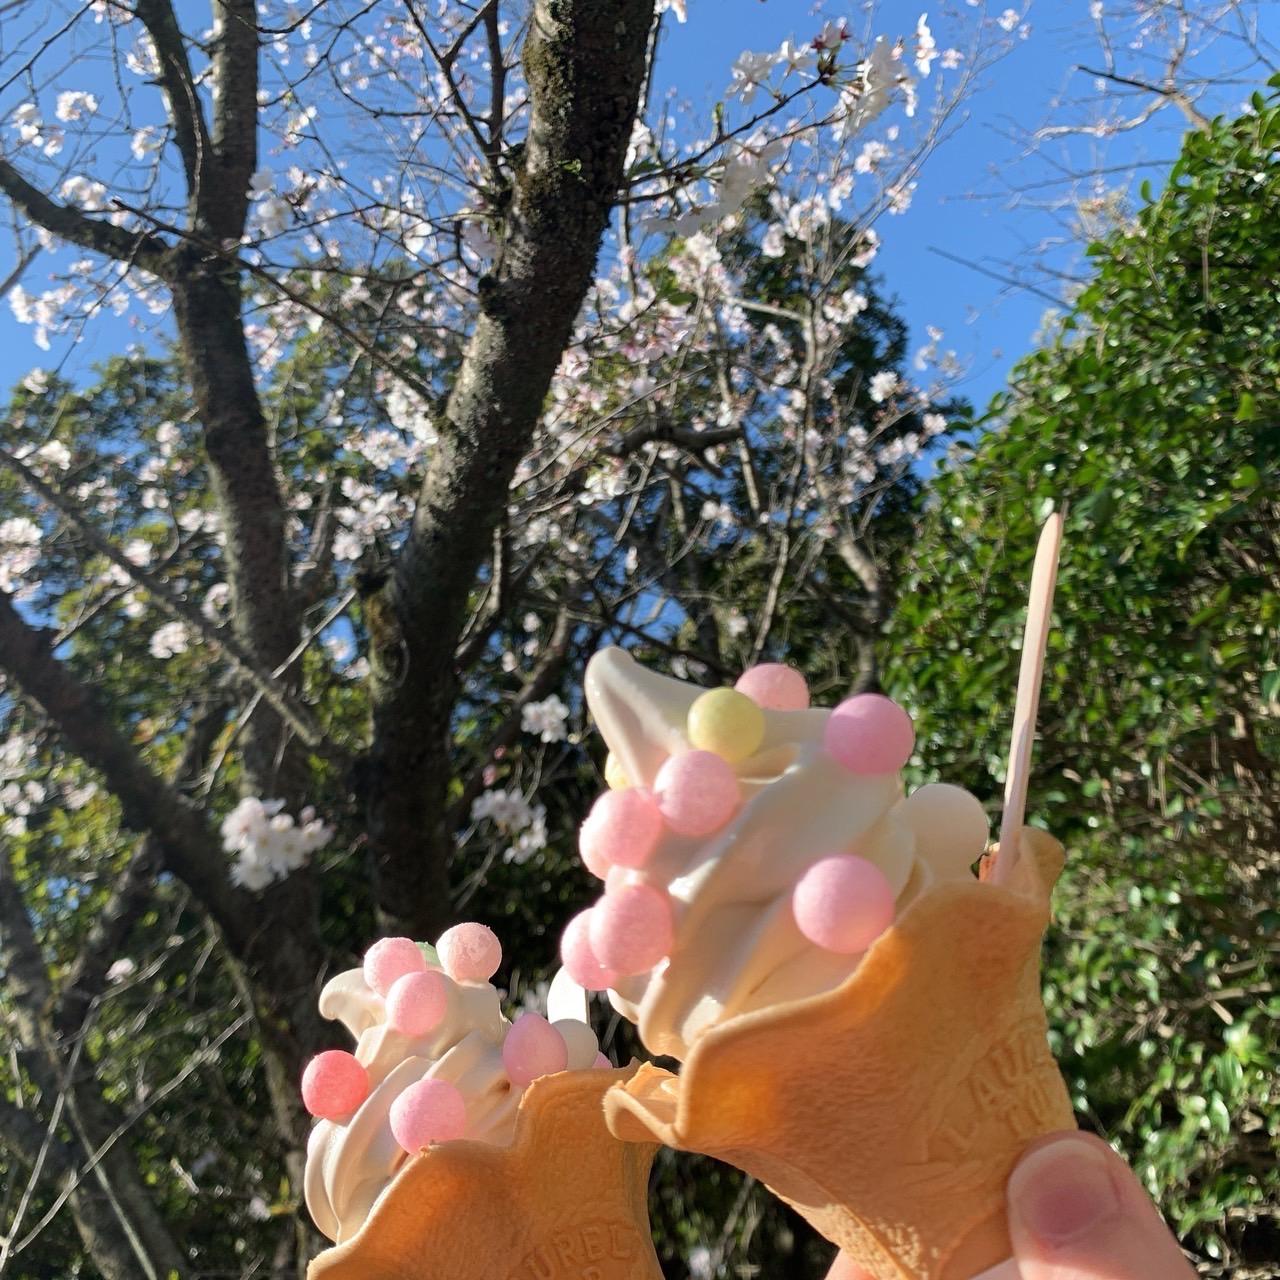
[310,1064,660,1280]
[605,827,1074,1280]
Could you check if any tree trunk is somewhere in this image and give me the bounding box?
[169,250,308,805]
[364,0,657,940]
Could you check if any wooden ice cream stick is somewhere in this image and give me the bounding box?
[992,510,1064,886]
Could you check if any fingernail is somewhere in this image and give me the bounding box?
[1011,1142,1121,1244]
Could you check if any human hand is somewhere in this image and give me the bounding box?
[825,1131,1198,1280]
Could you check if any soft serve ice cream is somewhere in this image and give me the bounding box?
[560,647,992,1059]
[303,923,602,1243]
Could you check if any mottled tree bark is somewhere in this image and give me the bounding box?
[364,0,657,939]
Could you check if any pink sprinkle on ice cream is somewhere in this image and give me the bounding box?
[302,1050,369,1120]
[362,936,427,997]
[580,787,664,872]
[735,662,810,710]
[653,750,739,836]
[589,883,675,975]
[389,1078,467,1151]
[386,970,448,1037]
[823,694,915,775]
[792,854,895,954]
[502,1013,569,1086]
[560,908,619,991]
[436,922,502,983]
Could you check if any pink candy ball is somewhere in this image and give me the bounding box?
[503,1013,569,1086]
[389,1078,467,1151]
[588,883,675,976]
[301,1050,369,1120]
[823,694,915,775]
[792,854,895,954]
[578,822,612,879]
[386,970,448,1037]
[653,751,740,837]
[436,922,502,983]
[735,663,810,711]
[560,909,619,991]
[579,788,664,874]
[593,1052,612,1070]
[363,937,427,998]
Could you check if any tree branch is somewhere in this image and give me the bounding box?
[363,0,657,938]
[1076,65,1212,131]
[0,444,342,764]
[0,160,168,276]
[608,418,742,458]
[0,590,326,1167]
[0,243,39,299]
[167,251,304,800]
[0,850,190,1279]
[53,695,231,1047]
[48,839,162,1044]
[445,609,572,829]
[0,592,236,922]
[133,0,211,201]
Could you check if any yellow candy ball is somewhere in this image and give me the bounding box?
[604,752,629,790]
[686,688,766,764]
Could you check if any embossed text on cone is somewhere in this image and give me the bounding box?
[311,1065,661,1280]
[605,828,1074,1280]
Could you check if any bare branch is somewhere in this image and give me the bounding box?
[0,245,39,300]
[1075,64,1212,131]
[133,0,211,200]
[0,851,190,1279]
[608,418,741,458]
[48,840,162,1044]
[0,444,343,764]
[0,160,168,276]
[927,244,1065,307]
[0,591,236,925]
[446,609,572,829]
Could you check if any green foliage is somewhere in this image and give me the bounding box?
[890,83,1280,1274]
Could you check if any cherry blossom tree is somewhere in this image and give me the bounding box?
[962,0,1279,301]
[0,2,1010,1274]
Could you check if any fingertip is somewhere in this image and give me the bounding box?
[1008,1135,1123,1245]
[824,1254,876,1280]
[1007,1131,1197,1279]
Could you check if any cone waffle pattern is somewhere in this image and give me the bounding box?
[310,1065,661,1280]
[605,828,1074,1280]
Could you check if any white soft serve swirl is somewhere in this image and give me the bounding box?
[585,647,991,1060]
[304,965,600,1243]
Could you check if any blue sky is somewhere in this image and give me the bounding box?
[649,0,1277,414]
[1,1,1275,416]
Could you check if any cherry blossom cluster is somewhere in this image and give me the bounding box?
[220,797,334,892]
[469,789,549,866]
[520,695,570,744]
[0,732,46,837]
[0,517,42,599]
